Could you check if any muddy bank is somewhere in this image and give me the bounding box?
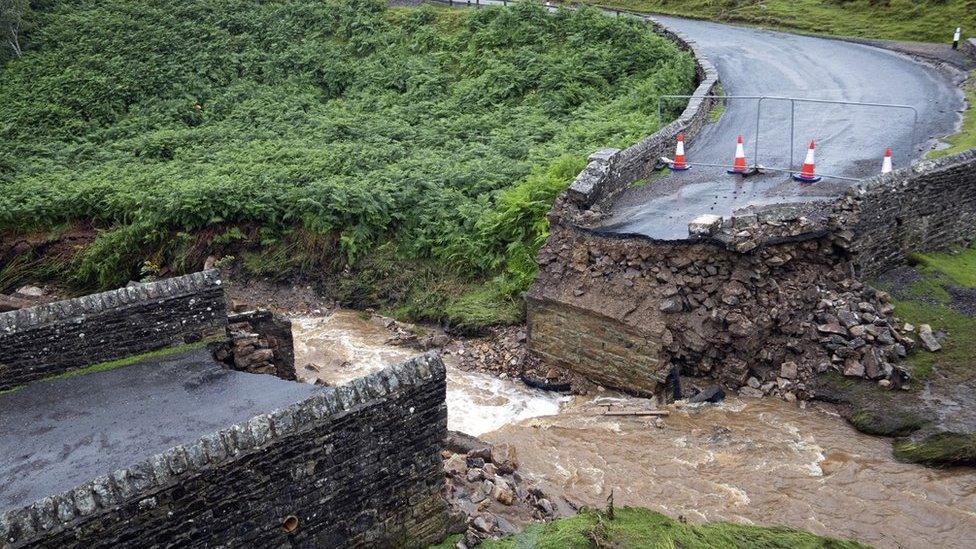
[483,395,976,549]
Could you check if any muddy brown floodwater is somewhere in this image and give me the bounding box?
[291,311,569,436]
[485,396,976,549]
[290,310,976,548]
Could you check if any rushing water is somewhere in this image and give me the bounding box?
[291,311,567,436]
[485,396,976,549]
[291,311,976,548]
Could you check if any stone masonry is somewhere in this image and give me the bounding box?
[213,309,297,380]
[527,22,976,398]
[0,353,451,548]
[0,270,227,392]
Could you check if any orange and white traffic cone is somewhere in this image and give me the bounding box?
[792,140,822,183]
[670,133,691,171]
[728,135,748,174]
[881,147,893,174]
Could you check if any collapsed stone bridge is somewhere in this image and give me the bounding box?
[525,22,976,399]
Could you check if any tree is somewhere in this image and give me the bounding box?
[1,0,30,59]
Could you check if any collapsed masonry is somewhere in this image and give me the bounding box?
[526,100,976,399]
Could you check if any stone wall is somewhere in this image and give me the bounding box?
[962,37,976,61]
[214,310,296,380]
[0,353,451,549]
[528,217,915,399]
[0,271,227,391]
[527,297,665,396]
[564,16,721,211]
[840,149,976,278]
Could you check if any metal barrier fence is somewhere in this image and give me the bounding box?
[657,95,919,181]
[425,0,921,182]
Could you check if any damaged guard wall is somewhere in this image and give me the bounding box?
[0,353,451,549]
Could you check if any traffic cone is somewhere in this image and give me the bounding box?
[670,133,691,171]
[728,135,747,174]
[881,147,892,174]
[792,140,822,183]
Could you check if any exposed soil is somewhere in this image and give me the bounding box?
[222,275,337,316]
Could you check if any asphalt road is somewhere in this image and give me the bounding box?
[0,348,322,513]
[600,16,965,240]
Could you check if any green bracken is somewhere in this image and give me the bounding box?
[431,507,869,548]
[0,0,695,330]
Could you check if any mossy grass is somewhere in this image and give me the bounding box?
[0,340,214,396]
[431,507,868,548]
[929,71,976,160]
[892,243,976,384]
[893,432,976,466]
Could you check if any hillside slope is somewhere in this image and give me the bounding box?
[0,0,695,328]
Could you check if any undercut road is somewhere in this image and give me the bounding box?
[599,16,965,240]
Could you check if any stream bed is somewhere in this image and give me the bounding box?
[291,310,976,548]
[292,311,567,436]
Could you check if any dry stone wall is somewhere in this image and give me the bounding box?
[213,309,297,380]
[0,271,227,391]
[0,353,451,549]
[840,149,976,278]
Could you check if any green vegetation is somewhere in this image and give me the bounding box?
[576,0,976,44]
[0,0,695,330]
[930,71,976,160]
[858,242,976,465]
[894,245,976,383]
[893,431,976,465]
[0,341,210,395]
[431,507,867,548]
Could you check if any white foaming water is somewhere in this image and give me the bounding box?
[446,368,569,436]
[291,311,569,436]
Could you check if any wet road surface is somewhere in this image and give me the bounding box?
[0,348,322,513]
[601,16,964,240]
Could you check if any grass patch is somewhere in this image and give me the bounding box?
[577,0,976,44]
[893,299,975,382]
[0,340,212,395]
[911,244,976,288]
[814,371,933,437]
[893,432,976,466]
[708,84,727,123]
[890,244,976,383]
[474,507,867,548]
[929,71,976,160]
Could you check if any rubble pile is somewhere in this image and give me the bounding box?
[531,204,938,400]
[442,435,557,548]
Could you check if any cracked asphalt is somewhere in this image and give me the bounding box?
[600,16,965,240]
